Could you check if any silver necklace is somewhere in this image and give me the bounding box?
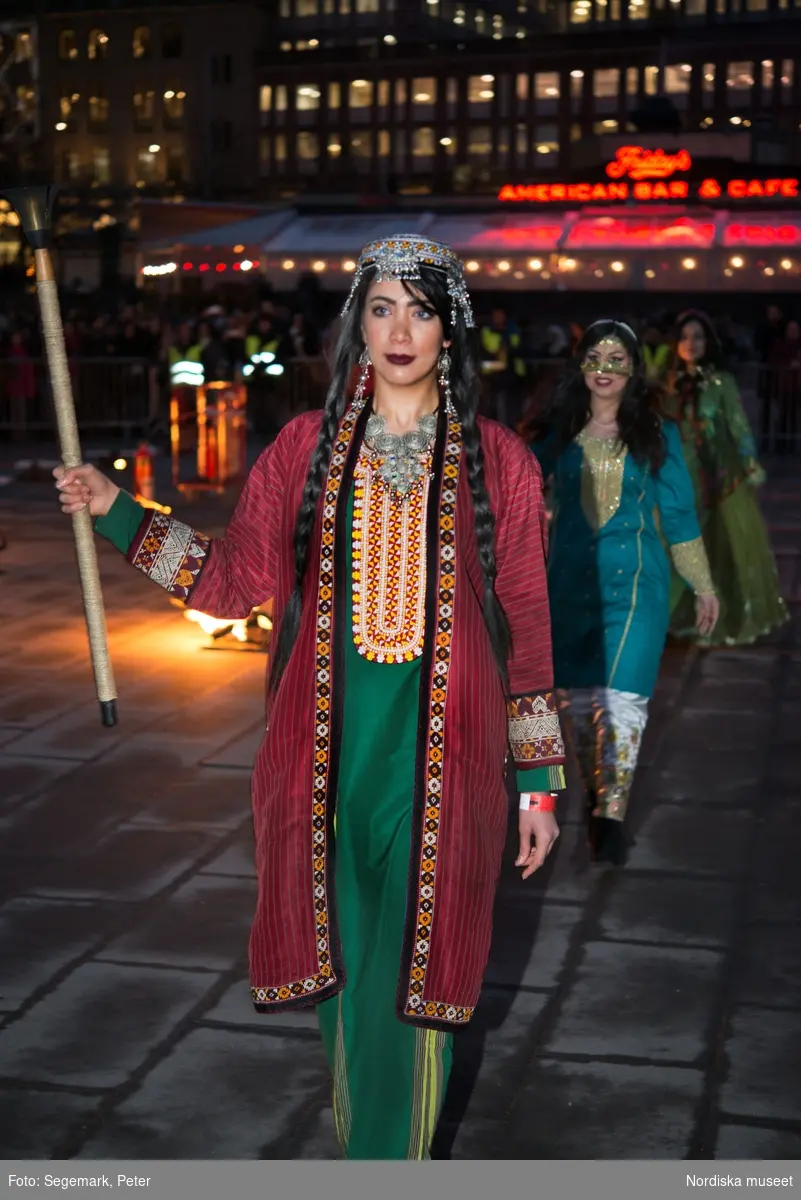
[363,411,437,497]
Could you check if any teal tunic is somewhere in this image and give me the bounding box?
[534,420,701,699]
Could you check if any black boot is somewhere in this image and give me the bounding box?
[588,816,630,866]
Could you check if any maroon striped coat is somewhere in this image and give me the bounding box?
[128,404,565,1030]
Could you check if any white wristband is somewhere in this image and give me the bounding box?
[519,793,531,811]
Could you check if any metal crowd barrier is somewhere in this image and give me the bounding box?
[0,357,159,439]
[1,353,797,455]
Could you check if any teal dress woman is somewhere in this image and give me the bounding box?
[531,321,719,865]
[666,310,789,647]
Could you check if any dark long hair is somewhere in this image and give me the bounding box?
[532,319,666,473]
[669,308,726,375]
[268,264,511,694]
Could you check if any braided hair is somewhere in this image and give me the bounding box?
[268,264,510,694]
[532,319,667,473]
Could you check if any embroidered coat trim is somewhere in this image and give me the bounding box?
[128,510,211,601]
[507,690,565,768]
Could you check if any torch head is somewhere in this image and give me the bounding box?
[1,185,60,250]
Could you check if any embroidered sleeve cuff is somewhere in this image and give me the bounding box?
[670,536,715,595]
[127,509,212,603]
[507,690,566,769]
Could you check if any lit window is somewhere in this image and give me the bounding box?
[440,132,456,155]
[260,85,272,112]
[628,0,649,17]
[137,149,158,183]
[412,78,436,105]
[63,151,81,181]
[88,29,109,60]
[327,139,342,158]
[378,80,390,107]
[133,90,155,124]
[164,91,185,120]
[15,32,33,60]
[516,73,529,102]
[468,125,492,162]
[594,119,619,134]
[569,1,591,23]
[644,66,659,96]
[59,29,78,60]
[59,94,78,120]
[296,131,319,159]
[395,79,407,107]
[275,134,287,165]
[536,123,558,159]
[761,60,774,91]
[665,64,691,95]
[535,72,559,101]
[93,147,110,184]
[412,126,435,156]
[594,69,619,99]
[703,63,715,93]
[276,85,288,111]
[626,67,639,96]
[350,131,373,157]
[297,0,318,12]
[328,83,341,108]
[89,93,109,125]
[356,0,379,10]
[378,129,391,157]
[781,59,794,90]
[133,26,151,59]
[468,75,494,103]
[726,62,754,98]
[296,84,321,110]
[349,79,373,107]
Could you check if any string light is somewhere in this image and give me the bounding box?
[730,255,744,268]
[282,259,296,270]
[682,257,697,270]
[465,260,480,272]
[781,258,793,270]
[497,260,511,272]
[610,260,624,273]
[527,258,542,271]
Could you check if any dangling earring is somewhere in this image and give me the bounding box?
[438,349,456,417]
[353,347,372,410]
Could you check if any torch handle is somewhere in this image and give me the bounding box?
[35,248,118,727]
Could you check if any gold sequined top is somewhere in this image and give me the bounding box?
[576,429,627,531]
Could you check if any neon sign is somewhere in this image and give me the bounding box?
[606,145,692,181]
[498,178,799,205]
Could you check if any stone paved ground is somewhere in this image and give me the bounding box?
[0,464,799,1161]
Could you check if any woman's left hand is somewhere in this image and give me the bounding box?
[515,810,560,880]
[696,592,720,637]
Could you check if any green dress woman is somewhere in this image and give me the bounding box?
[666,311,789,647]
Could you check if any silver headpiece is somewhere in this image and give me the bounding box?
[341,234,476,329]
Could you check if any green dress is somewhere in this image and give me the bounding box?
[667,369,789,646]
[96,484,553,1160]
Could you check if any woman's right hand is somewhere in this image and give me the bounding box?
[54,464,120,518]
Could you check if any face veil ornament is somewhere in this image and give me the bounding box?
[580,336,634,378]
[341,235,476,330]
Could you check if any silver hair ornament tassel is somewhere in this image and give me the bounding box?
[438,349,456,416]
[352,347,372,410]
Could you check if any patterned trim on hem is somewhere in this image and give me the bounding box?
[128,510,211,602]
[401,414,463,1023]
[507,690,566,768]
[250,975,333,1005]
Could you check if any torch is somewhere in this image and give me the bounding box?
[4,185,118,727]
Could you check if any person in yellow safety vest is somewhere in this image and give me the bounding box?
[480,308,526,426]
[480,308,527,380]
[642,324,670,382]
[245,316,284,371]
[168,322,203,369]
